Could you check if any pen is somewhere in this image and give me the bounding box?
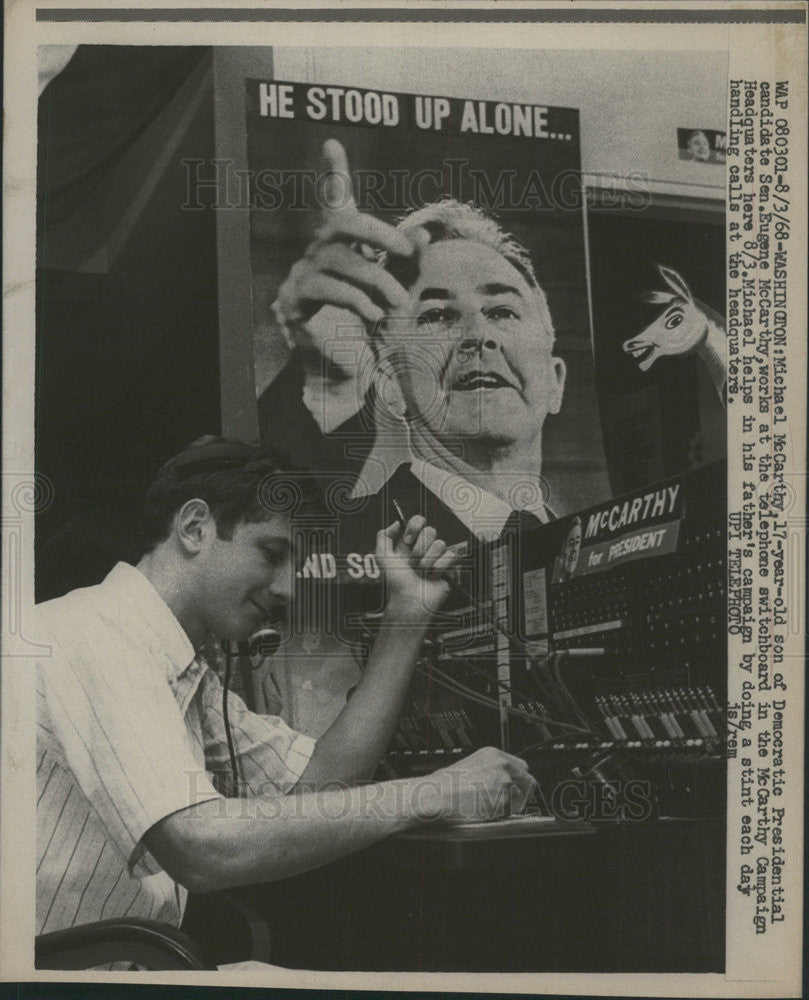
[392,498,407,534]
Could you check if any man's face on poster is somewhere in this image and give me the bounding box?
[687,130,711,162]
[385,239,566,451]
[562,519,582,576]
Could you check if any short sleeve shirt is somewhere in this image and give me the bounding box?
[36,562,315,934]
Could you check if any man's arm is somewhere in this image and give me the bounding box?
[144,517,536,894]
[143,748,535,895]
[299,516,454,788]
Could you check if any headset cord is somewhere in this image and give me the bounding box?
[223,644,240,797]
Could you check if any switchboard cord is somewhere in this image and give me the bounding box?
[416,660,594,736]
[435,648,592,734]
[447,577,600,730]
[352,579,601,739]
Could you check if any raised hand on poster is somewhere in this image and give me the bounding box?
[273,139,426,429]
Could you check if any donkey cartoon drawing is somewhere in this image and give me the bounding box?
[622,264,727,402]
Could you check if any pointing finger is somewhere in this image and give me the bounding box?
[317,141,418,258]
[321,139,356,213]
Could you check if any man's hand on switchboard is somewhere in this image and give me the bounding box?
[423,747,538,823]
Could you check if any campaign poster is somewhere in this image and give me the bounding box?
[677,126,728,164]
[245,78,609,519]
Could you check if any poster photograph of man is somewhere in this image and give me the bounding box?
[2,7,805,997]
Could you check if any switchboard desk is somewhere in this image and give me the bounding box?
[223,816,725,972]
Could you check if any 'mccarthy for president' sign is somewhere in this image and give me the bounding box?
[552,481,684,583]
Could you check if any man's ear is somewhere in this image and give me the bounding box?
[174,498,215,554]
[547,355,567,415]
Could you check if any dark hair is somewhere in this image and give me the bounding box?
[139,435,321,555]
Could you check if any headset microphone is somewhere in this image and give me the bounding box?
[246,625,283,661]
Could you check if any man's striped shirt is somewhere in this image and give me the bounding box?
[36,561,315,935]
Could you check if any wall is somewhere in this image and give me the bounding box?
[36,50,221,599]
